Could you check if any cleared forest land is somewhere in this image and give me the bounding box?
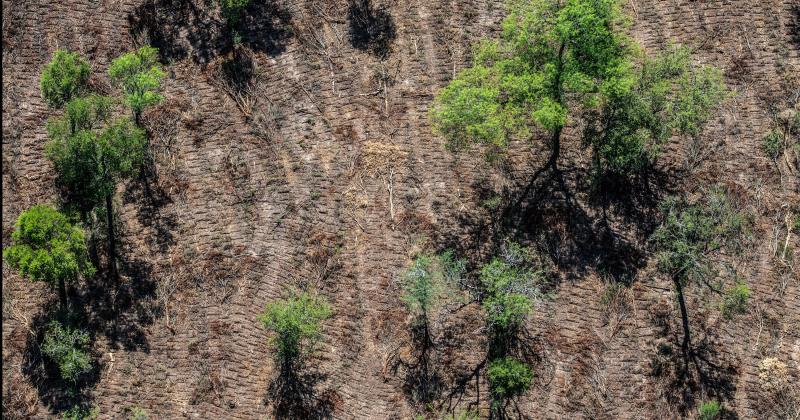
[2,0,799,418]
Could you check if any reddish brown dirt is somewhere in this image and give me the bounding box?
[2,0,799,419]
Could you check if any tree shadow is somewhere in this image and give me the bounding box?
[266,365,335,419]
[123,168,178,254]
[504,167,650,283]
[129,0,292,65]
[390,321,444,406]
[347,0,396,59]
[20,304,103,415]
[649,305,739,416]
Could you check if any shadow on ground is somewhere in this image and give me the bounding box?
[129,0,293,65]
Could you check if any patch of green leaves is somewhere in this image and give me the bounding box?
[42,320,92,383]
[40,50,90,108]
[3,205,94,288]
[108,46,166,120]
[698,401,721,420]
[720,281,750,319]
[487,356,533,400]
[258,292,332,366]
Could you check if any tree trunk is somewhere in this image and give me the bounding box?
[674,278,692,355]
[58,278,68,310]
[106,193,116,280]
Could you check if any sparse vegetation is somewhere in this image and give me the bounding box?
[3,205,94,308]
[42,320,92,383]
[61,405,99,420]
[651,188,747,357]
[720,281,750,319]
[258,292,332,369]
[40,49,90,108]
[697,401,721,420]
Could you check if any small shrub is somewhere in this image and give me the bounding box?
[61,405,98,420]
[697,401,721,420]
[41,321,92,383]
[720,281,750,319]
[762,130,784,161]
[219,0,250,25]
[481,196,502,210]
[480,242,545,332]
[258,292,332,368]
[40,50,90,108]
[401,250,465,324]
[125,406,149,420]
[487,357,533,400]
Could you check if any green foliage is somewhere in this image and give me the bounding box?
[3,205,94,289]
[42,320,92,383]
[761,130,784,161]
[219,0,250,25]
[125,406,148,420]
[650,188,746,285]
[481,196,503,210]
[487,356,533,400]
[430,0,630,152]
[588,46,729,173]
[401,251,465,321]
[47,104,146,214]
[258,292,332,366]
[62,405,99,420]
[40,50,90,108]
[108,46,166,120]
[698,401,721,420]
[720,281,750,319]
[480,242,545,331]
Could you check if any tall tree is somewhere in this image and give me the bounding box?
[3,205,95,309]
[46,96,146,278]
[430,0,728,182]
[650,188,747,376]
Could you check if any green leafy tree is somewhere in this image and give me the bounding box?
[487,356,533,415]
[720,281,750,319]
[650,188,747,359]
[430,1,728,180]
[42,320,92,383]
[586,46,729,174]
[3,205,94,308]
[430,0,631,168]
[108,46,166,124]
[258,292,332,371]
[47,98,146,277]
[40,50,90,108]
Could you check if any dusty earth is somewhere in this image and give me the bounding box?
[2,0,799,418]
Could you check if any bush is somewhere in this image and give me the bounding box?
[697,401,721,420]
[258,292,332,367]
[480,243,545,332]
[40,50,90,108]
[487,357,533,400]
[3,205,94,307]
[720,281,750,319]
[62,405,98,420]
[762,130,784,161]
[108,46,166,123]
[42,321,92,383]
[401,251,465,323]
[125,406,148,420]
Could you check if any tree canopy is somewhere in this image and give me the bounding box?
[258,292,332,368]
[3,205,94,294]
[108,46,166,122]
[40,49,91,108]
